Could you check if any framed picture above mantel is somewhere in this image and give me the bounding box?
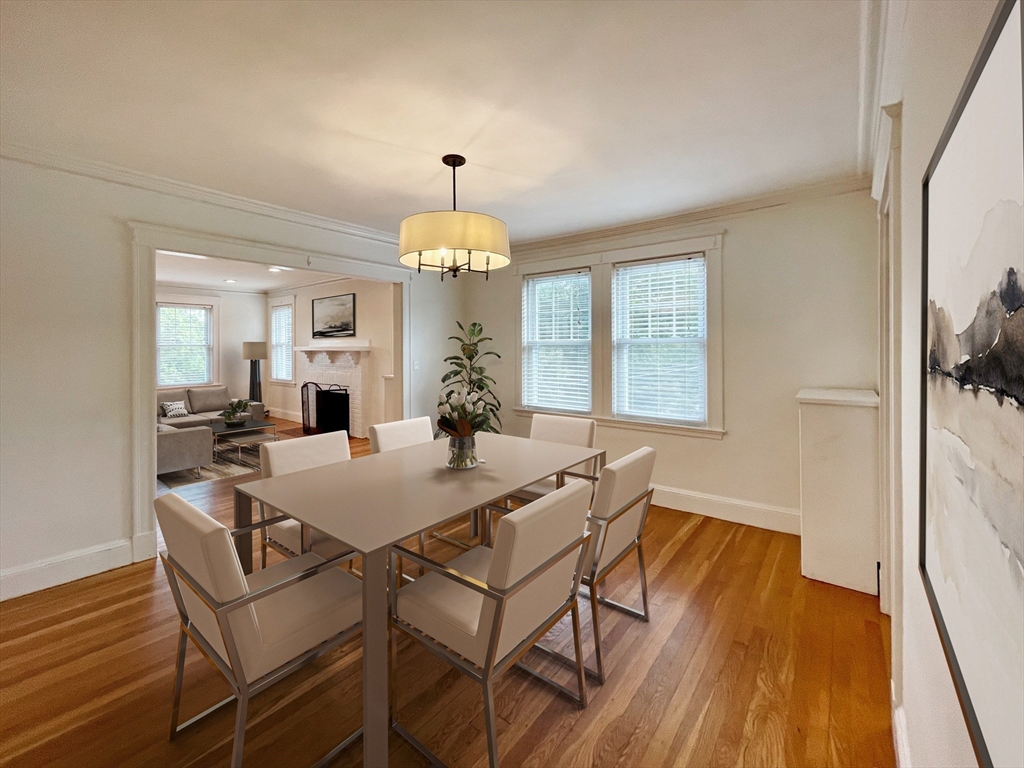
[919,1,1023,766]
[312,293,356,338]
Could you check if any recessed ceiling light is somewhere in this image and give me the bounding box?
[268,267,282,272]
[157,249,208,260]
[224,279,237,283]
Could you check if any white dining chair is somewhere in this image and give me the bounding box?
[156,493,363,768]
[389,480,593,768]
[257,431,353,568]
[513,414,599,502]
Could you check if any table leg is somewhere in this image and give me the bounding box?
[233,488,254,575]
[362,547,389,767]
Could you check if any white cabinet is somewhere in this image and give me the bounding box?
[797,389,880,595]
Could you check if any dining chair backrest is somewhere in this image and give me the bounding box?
[260,430,351,478]
[483,480,591,663]
[368,416,433,454]
[155,493,262,674]
[588,447,657,574]
[529,414,598,475]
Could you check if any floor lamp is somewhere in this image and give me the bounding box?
[242,342,268,403]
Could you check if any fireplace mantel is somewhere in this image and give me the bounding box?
[295,339,370,363]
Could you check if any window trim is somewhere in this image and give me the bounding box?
[155,292,220,389]
[515,233,724,437]
[519,267,593,414]
[268,295,296,386]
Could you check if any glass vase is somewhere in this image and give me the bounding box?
[446,435,478,470]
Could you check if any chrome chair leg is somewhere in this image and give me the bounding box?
[168,626,188,740]
[637,542,650,622]
[231,694,248,768]
[482,679,500,768]
[570,603,588,708]
[589,589,606,684]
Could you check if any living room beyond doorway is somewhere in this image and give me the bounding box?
[153,250,403,490]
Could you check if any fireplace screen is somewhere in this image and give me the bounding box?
[300,382,350,435]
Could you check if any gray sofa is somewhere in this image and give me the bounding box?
[157,424,213,477]
[157,384,264,428]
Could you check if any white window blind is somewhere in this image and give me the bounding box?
[612,256,707,424]
[270,304,293,382]
[521,270,591,412]
[157,303,213,386]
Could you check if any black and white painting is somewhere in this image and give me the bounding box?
[921,2,1023,765]
[312,293,355,338]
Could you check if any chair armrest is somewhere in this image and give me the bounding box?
[162,547,357,615]
[498,531,590,598]
[223,549,359,611]
[229,514,294,537]
[391,544,499,599]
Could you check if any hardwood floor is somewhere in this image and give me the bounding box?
[0,421,894,768]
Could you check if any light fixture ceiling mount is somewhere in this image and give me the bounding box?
[398,154,510,280]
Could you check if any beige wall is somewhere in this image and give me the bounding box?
[0,156,447,599]
[465,189,879,531]
[895,2,1000,766]
[262,277,398,429]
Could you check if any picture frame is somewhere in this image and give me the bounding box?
[919,2,1023,766]
[312,293,356,338]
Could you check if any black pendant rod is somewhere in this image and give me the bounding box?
[441,154,466,212]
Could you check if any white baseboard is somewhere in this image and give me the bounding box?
[133,531,158,562]
[271,408,303,423]
[652,484,801,535]
[0,538,133,601]
[893,699,911,767]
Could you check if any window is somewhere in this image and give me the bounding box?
[612,256,707,424]
[270,302,294,382]
[157,303,213,386]
[521,270,591,412]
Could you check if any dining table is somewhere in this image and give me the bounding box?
[233,431,606,767]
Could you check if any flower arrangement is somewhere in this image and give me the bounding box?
[436,321,501,439]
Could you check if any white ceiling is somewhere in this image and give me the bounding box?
[156,251,343,293]
[0,1,867,242]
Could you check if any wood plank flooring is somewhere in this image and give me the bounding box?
[0,421,894,767]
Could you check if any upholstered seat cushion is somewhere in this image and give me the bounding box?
[243,552,362,679]
[195,411,226,424]
[397,546,493,667]
[159,414,212,428]
[267,518,353,560]
[187,385,231,414]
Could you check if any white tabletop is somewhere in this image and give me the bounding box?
[235,432,604,554]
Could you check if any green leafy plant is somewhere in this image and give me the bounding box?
[436,322,501,437]
[220,399,252,423]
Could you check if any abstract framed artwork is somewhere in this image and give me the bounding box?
[312,293,356,338]
[920,1,1023,766]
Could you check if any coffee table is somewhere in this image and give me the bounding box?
[209,419,278,463]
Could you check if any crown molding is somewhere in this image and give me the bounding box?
[0,142,399,246]
[510,174,871,263]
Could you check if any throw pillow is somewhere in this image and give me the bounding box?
[162,401,188,418]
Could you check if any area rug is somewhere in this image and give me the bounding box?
[158,447,260,489]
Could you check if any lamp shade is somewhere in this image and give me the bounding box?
[242,341,268,360]
[398,210,510,273]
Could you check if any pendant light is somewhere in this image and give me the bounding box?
[398,154,511,280]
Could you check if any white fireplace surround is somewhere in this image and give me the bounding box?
[295,338,371,438]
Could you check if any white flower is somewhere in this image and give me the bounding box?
[467,391,479,403]
[453,393,466,406]
[438,403,451,415]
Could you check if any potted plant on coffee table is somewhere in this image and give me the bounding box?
[220,399,252,428]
